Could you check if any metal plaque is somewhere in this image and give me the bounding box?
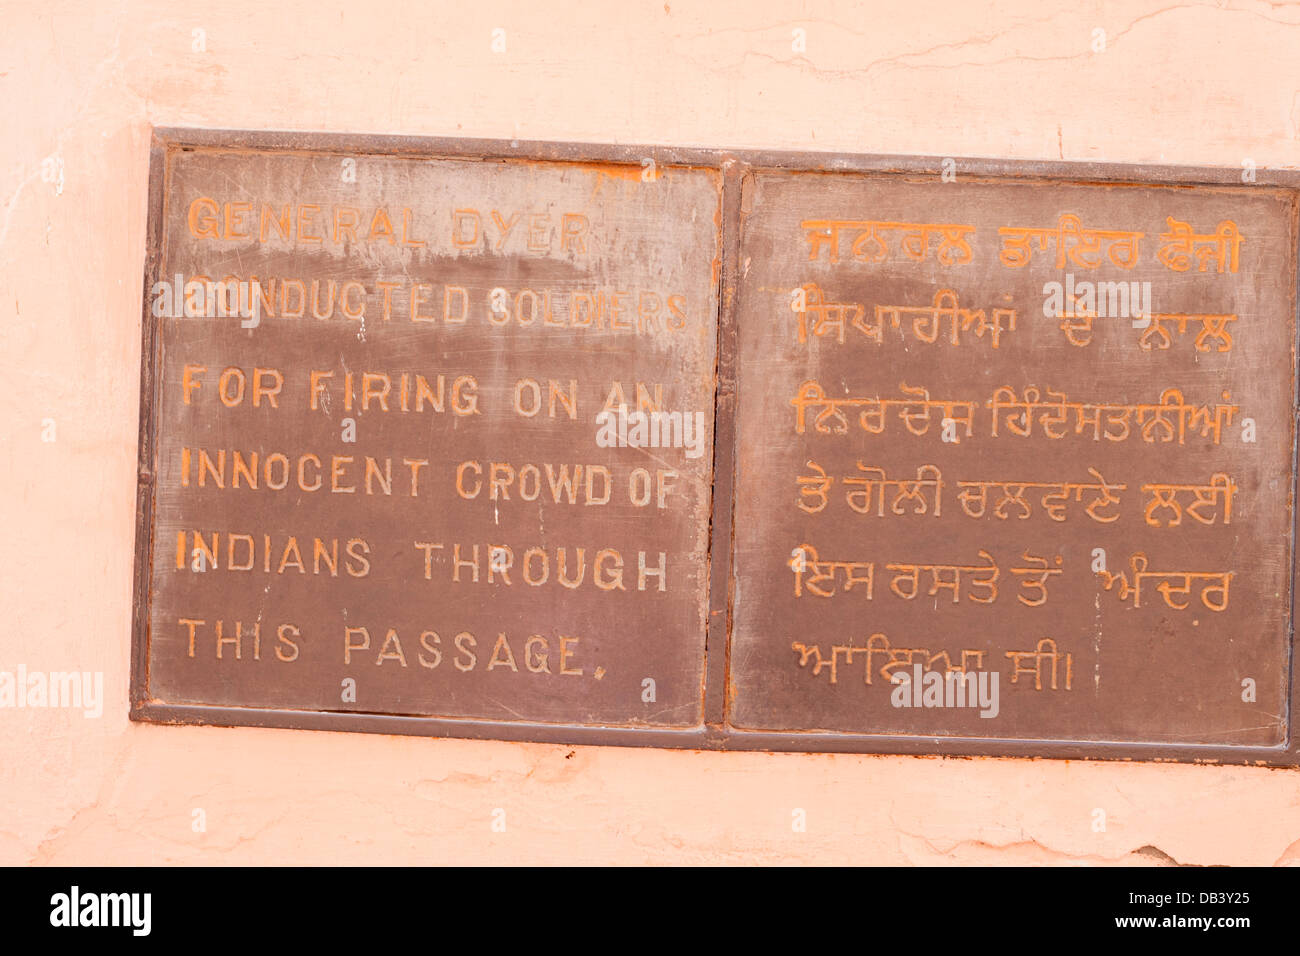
[728,170,1298,751]
[134,132,1300,763]
[133,132,720,740]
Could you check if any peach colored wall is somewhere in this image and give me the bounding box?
[3,0,1300,866]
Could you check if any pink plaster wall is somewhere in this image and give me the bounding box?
[3,0,1300,865]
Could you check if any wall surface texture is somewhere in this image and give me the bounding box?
[3,0,1300,865]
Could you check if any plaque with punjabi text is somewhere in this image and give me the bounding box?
[728,171,1297,749]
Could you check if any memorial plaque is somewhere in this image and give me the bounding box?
[134,133,1300,761]
[132,132,720,739]
[728,170,1298,752]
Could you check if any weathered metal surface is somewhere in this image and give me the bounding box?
[728,170,1298,749]
[132,129,1300,765]
[134,136,721,731]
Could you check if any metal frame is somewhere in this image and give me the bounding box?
[132,127,1300,766]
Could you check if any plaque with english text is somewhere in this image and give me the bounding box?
[132,131,720,741]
